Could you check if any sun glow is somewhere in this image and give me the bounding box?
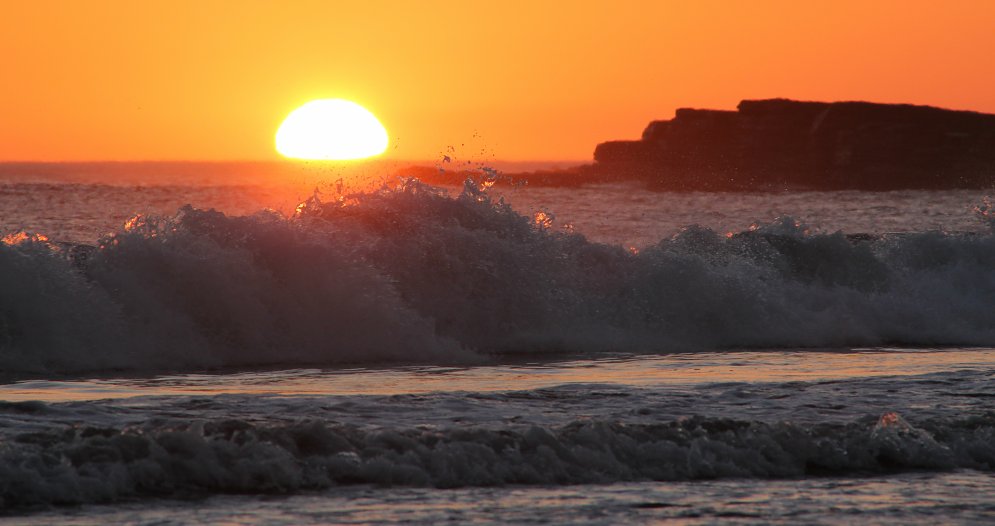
[275,99,388,160]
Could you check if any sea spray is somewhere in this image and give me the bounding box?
[1,183,995,376]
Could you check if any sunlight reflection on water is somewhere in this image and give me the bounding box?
[3,348,992,403]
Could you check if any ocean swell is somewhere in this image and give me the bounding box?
[2,181,995,376]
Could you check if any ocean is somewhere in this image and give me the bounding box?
[0,162,993,524]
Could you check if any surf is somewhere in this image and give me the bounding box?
[1,181,995,377]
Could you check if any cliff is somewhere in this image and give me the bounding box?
[593,99,995,190]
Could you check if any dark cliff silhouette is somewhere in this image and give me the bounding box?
[593,99,995,190]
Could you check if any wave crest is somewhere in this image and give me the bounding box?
[2,185,995,375]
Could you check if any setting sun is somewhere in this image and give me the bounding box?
[275,99,388,161]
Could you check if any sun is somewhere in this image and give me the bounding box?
[275,99,389,160]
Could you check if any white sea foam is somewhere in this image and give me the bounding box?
[1,181,995,376]
[1,404,992,508]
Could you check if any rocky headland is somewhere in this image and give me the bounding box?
[591,99,995,190]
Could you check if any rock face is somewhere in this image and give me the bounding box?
[594,99,995,190]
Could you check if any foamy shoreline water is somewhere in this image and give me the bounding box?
[1,351,993,515]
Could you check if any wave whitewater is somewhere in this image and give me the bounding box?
[2,180,995,376]
[1,405,992,508]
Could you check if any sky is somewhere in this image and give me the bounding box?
[2,0,994,162]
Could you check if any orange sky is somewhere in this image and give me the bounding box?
[2,0,994,162]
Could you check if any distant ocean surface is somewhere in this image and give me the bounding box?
[1,162,994,524]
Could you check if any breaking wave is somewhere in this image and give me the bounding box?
[1,407,992,508]
[2,180,995,376]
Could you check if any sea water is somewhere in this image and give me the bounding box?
[0,164,993,524]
